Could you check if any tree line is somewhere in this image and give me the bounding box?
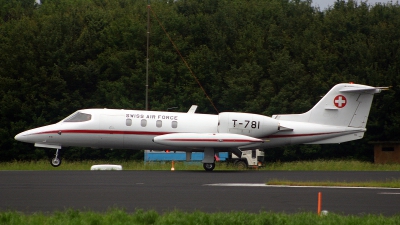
[1,0,399,162]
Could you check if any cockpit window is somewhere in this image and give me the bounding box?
[64,112,92,122]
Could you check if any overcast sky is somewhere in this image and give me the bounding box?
[311,0,398,9]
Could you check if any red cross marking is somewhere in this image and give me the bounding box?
[334,95,347,108]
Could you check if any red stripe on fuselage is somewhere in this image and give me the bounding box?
[33,130,342,139]
[34,130,173,136]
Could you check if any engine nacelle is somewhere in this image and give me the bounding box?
[218,112,279,138]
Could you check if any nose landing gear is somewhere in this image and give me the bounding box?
[50,149,62,167]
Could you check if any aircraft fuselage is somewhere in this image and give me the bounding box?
[15,108,364,151]
[14,83,387,171]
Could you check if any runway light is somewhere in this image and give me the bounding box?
[165,150,170,153]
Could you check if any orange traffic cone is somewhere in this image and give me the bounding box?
[171,161,175,171]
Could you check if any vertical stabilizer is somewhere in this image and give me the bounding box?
[273,83,383,128]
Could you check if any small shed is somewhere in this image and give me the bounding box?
[370,141,400,164]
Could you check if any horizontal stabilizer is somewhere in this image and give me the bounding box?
[339,86,380,93]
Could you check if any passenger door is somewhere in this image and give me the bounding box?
[98,114,124,149]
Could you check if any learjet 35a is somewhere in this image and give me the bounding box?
[15,83,387,171]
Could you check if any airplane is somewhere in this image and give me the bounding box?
[15,83,387,171]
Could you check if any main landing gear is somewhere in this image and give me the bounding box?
[50,149,62,167]
[202,147,216,171]
[203,163,215,172]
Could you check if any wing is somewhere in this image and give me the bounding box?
[153,133,264,149]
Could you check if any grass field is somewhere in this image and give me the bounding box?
[1,159,400,171]
[1,209,400,225]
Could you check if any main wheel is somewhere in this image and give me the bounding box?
[235,161,247,170]
[203,163,215,171]
[50,157,62,167]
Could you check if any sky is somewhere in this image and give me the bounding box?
[311,0,398,9]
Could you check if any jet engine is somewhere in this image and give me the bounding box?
[218,112,279,138]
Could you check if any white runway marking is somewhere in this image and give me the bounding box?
[378,192,400,195]
[205,183,267,187]
[205,183,400,190]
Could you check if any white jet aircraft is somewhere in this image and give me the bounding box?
[15,83,386,171]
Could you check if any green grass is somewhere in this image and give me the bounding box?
[0,209,399,225]
[0,160,206,171]
[1,159,400,171]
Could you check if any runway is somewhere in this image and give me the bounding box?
[0,171,399,215]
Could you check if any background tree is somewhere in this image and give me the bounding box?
[1,0,399,162]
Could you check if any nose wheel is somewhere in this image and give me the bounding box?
[50,149,62,167]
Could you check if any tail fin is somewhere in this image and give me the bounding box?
[273,83,385,128]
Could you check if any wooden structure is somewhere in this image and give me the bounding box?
[370,141,400,164]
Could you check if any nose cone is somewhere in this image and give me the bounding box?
[14,124,59,144]
[15,132,22,141]
[15,130,34,143]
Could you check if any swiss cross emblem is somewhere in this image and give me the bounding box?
[334,95,347,108]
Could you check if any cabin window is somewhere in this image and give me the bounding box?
[156,120,162,128]
[64,112,91,122]
[126,119,132,126]
[172,121,178,128]
[141,119,147,127]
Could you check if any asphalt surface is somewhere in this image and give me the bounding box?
[0,170,399,215]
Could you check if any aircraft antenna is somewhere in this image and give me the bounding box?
[145,0,150,110]
[149,7,219,114]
